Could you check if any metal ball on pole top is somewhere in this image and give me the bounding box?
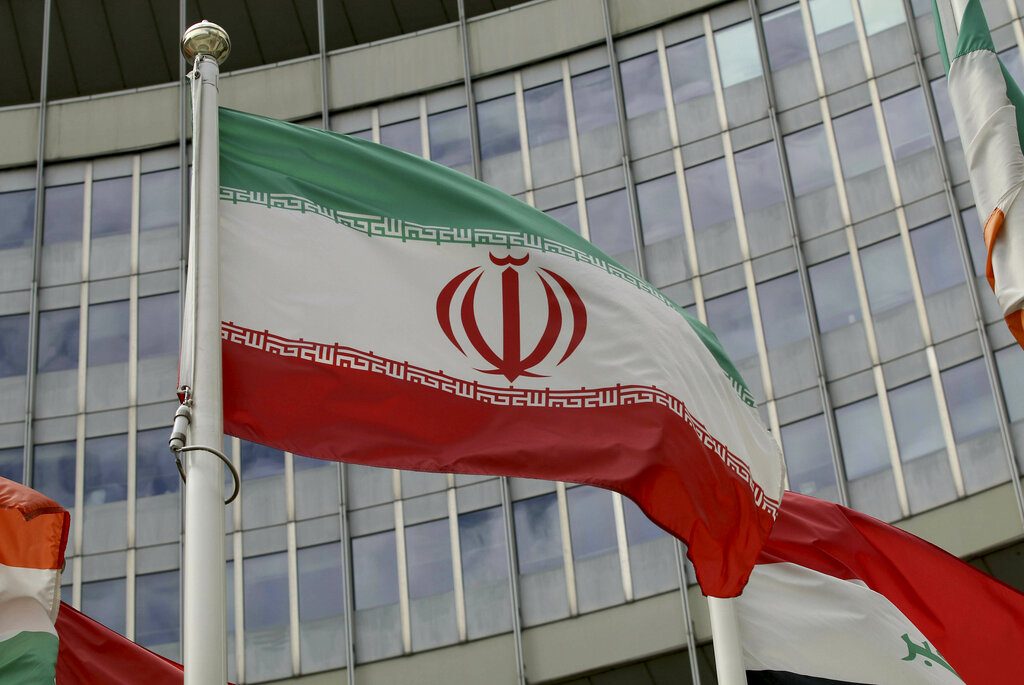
[178,20,231,685]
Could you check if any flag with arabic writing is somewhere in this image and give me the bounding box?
[203,108,785,597]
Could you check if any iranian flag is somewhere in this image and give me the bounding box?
[0,477,69,683]
[937,0,1024,347]
[738,492,1024,684]
[212,108,784,597]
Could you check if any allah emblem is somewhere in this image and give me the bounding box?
[436,252,587,383]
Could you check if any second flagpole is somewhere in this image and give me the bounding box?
[180,21,231,685]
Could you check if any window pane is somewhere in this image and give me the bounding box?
[785,125,832,196]
[910,217,965,295]
[735,142,784,214]
[545,203,580,234]
[809,255,861,332]
[478,95,520,160]
[136,427,179,497]
[459,506,511,639]
[32,441,76,509]
[686,158,734,230]
[621,52,664,119]
[244,552,290,680]
[996,345,1024,423]
[882,89,933,161]
[859,0,905,34]
[572,67,617,134]
[140,169,179,232]
[705,289,757,362]
[514,493,562,575]
[930,77,959,142]
[298,543,346,671]
[84,434,127,504]
[0,189,35,249]
[889,378,945,461]
[837,397,890,480]
[406,518,453,600]
[0,314,29,377]
[240,440,284,479]
[667,36,713,103]
[758,273,810,350]
[715,21,762,87]
[637,174,687,286]
[82,578,126,634]
[942,359,999,442]
[91,177,131,238]
[0,447,22,482]
[586,189,636,271]
[43,184,84,244]
[1001,47,1024,91]
[567,486,622,612]
[763,5,810,70]
[353,531,399,610]
[809,0,856,52]
[780,414,838,500]
[860,237,914,314]
[833,106,884,178]
[87,300,129,366]
[139,293,179,359]
[37,308,79,373]
[524,81,569,147]
[380,118,421,156]
[961,206,986,277]
[135,571,180,659]
[428,107,472,169]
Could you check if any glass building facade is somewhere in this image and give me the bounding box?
[1,0,1023,682]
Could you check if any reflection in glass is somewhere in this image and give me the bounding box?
[91,177,132,237]
[763,5,810,71]
[524,81,569,147]
[882,89,933,161]
[478,95,520,160]
[996,345,1024,423]
[837,397,890,480]
[298,543,346,671]
[705,289,757,363]
[620,52,664,119]
[0,447,21,482]
[459,506,511,638]
[859,0,906,34]
[572,68,617,134]
[545,203,580,234]
[353,530,399,610]
[586,189,636,272]
[715,21,762,87]
[942,359,999,442]
[514,493,562,575]
[735,142,785,214]
[244,552,290,680]
[406,518,454,600]
[889,378,945,461]
[685,158,733,231]
[84,434,127,505]
[32,441,76,509]
[929,77,959,142]
[910,218,965,296]
[137,427,179,497]
[140,169,179,231]
[43,184,84,244]
[0,189,35,249]
[380,119,421,156]
[82,577,126,634]
[860,237,914,314]
[780,414,838,500]
[637,174,686,286]
[567,486,616,560]
[0,314,29,377]
[139,293,179,359]
[1001,47,1024,91]
[136,571,180,659]
[87,300,129,366]
[428,107,472,169]
[758,273,810,350]
[666,36,713,103]
[809,0,856,52]
[809,255,861,333]
[37,308,79,373]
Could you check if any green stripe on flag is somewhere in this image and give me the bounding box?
[219,107,756,406]
[0,632,59,684]
[932,0,951,72]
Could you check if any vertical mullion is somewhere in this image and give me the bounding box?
[610,493,632,602]
[285,452,300,675]
[338,463,356,684]
[555,482,578,615]
[560,60,590,241]
[447,481,468,642]
[392,471,412,653]
[513,73,535,206]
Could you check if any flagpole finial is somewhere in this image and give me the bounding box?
[181,20,231,65]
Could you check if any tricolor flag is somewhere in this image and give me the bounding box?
[208,108,784,597]
[738,492,1024,684]
[937,0,1024,347]
[0,477,69,683]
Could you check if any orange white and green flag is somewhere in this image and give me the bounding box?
[0,477,70,683]
[936,0,1024,347]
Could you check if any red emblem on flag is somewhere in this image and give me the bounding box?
[436,253,587,382]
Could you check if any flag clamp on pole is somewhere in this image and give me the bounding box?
[179,20,231,685]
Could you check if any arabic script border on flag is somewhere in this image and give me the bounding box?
[222,321,780,516]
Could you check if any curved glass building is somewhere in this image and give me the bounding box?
[1,0,1023,682]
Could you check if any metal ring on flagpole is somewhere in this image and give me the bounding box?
[173,445,241,505]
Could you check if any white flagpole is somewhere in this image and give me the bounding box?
[179,21,231,685]
[708,596,747,684]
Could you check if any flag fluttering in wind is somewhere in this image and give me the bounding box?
[0,477,69,683]
[206,107,784,597]
[937,0,1024,347]
[737,492,1024,684]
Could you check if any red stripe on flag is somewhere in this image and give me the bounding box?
[222,333,775,598]
[757,492,1024,684]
